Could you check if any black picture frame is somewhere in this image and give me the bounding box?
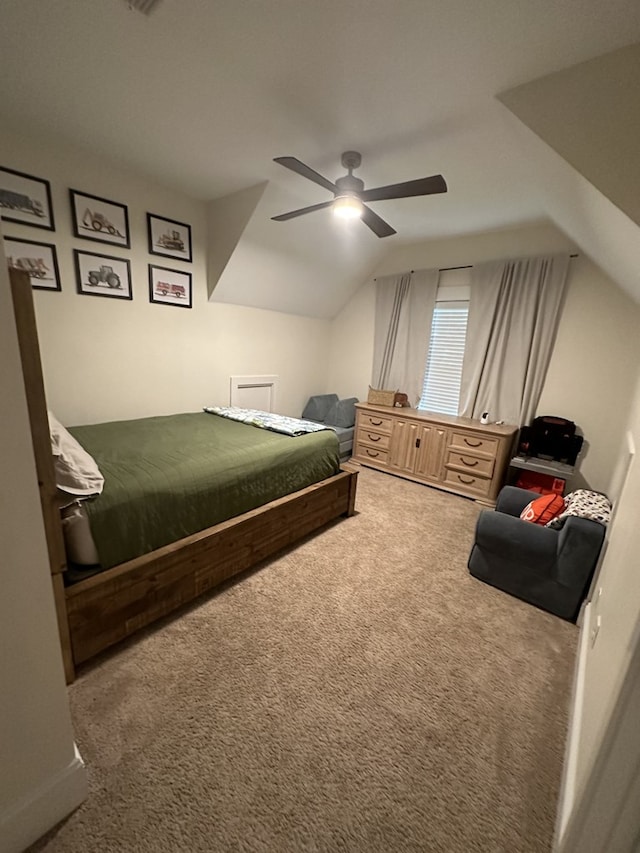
[70,189,130,248]
[74,249,132,300]
[0,166,55,231]
[4,237,61,291]
[148,264,192,309]
[147,213,192,262]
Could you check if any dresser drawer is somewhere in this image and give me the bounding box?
[446,451,495,478]
[358,412,393,434]
[449,432,498,458]
[355,443,389,464]
[356,428,391,451]
[443,468,492,498]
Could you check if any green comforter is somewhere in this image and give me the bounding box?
[69,412,340,571]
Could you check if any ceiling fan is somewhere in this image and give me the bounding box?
[271,151,447,238]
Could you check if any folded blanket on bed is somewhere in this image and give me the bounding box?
[204,406,330,436]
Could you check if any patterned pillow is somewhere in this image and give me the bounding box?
[546,489,611,529]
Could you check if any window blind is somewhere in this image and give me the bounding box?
[418,268,471,416]
[418,303,469,415]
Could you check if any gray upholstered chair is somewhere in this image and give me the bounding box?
[468,486,606,621]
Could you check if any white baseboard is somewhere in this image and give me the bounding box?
[0,744,87,853]
[553,601,592,850]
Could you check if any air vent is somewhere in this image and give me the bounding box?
[126,0,162,14]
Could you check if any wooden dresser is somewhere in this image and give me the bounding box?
[353,403,518,506]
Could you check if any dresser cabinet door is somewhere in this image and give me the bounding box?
[389,421,447,480]
[415,425,448,481]
[389,420,420,472]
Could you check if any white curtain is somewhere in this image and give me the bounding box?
[459,254,570,426]
[372,268,439,407]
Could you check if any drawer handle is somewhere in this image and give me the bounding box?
[370,418,383,426]
[457,474,476,484]
[460,457,479,467]
[463,438,482,448]
[367,433,381,442]
[366,449,380,458]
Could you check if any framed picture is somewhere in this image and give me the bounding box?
[74,250,132,300]
[4,237,61,291]
[0,166,54,231]
[147,213,192,262]
[149,264,192,308]
[70,189,130,248]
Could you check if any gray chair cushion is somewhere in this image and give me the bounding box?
[301,394,339,423]
[327,425,354,441]
[325,397,358,429]
[330,426,354,461]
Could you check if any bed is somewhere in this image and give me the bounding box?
[63,410,343,575]
[10,268,358,682]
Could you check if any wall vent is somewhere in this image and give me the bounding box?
[230,376,279,412]
[126,0,162,15]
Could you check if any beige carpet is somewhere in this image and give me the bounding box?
[32,467,577,853]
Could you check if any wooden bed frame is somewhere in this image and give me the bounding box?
[10,269,358,683]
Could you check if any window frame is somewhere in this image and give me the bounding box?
[417,268,470,416]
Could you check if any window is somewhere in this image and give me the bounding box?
[418,268,470,416]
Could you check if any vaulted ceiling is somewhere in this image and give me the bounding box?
[1,0,639,316]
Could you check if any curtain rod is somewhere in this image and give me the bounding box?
[374,254,579,279]
[436,253,578,273]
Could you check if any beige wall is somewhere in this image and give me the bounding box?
[565,366,640,833]
[327,221,640,493]
[326,279,376,403]
[0,128,331,425]
[538,255,640,493]
[0,237,86,852]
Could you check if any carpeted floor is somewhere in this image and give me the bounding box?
[32,467,577,853]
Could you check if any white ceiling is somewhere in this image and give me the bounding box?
[1,0,640,317]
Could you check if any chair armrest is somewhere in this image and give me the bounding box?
[474,509,558,570]
[556,517,606,589]
[495,486,540,518]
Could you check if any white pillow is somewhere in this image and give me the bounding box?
[48,411,104,497]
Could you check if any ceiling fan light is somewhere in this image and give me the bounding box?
[333,194,363,220]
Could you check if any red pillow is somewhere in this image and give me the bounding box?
[520,494,565,525]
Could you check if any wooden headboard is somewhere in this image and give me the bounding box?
[9,268,74,682]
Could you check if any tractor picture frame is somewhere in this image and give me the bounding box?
[70,189,130,248]
[74,249,132,300]
[147,212,192,262]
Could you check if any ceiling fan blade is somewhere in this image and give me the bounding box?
[273,157,337,194]
[271,200,334,222]
[361,205,396,238]
[360,174,447,203]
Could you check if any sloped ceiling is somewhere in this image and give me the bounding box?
[499,43,640,306]
[500,43,640,229]
[0,1,639,317]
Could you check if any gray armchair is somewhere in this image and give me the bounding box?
[468,486,606,621]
